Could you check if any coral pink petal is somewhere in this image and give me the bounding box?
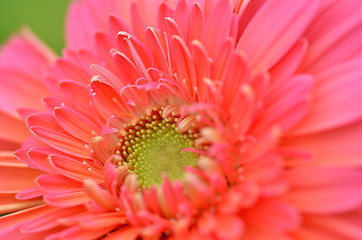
[0,204,57,230]
[16,187,45,200]
[49,154,103,182]
[283,120,362,167]
[17,147,58,174]
[290,59,362,135]
[36,174,83,193]
[30,126,89,158]
[65,0,132,49]
[54,105,101,142]
[44,190,90,208]
[301,0,362,72]
[203,0,232,58]
[295,214,362,240]
[21,205,86,233]
[215,214,245,240]
[103,226,138,240]
[237,0,320,71]
[0,192,42,214]
[252,74,313,135]
[243,199,300,232]
[283,168,362,214]
[0,110,29,145]
[0,28,54,116]
[0,165,42,192]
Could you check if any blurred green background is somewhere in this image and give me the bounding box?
[0,0,70,54]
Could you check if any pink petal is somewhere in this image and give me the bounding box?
[283,120,362,167]
[44,190,90,207]
[283,168,362,214]
[49,154,103,183]
[103,226,138,240]
[0,192,42,214]
[0,28,54,116]
[242,199,300,232]
[36,174,83,193]
[301,0,362,72]
[30,126,89,158]
[203,0,232,58]
[290,59,362,135]
[215,214,245,240]
[251,74,313,135]
[54,105,101,142]
[0,165,42,192]
[0,110,28,145]
[237,0,320,71]
[21,206,86,233]
[16,187,45,200]
[0,204,57,231]
[171,36,197,96]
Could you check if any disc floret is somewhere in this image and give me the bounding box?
[116,106,197,187]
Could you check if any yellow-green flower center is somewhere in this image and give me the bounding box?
[117,107,197,187]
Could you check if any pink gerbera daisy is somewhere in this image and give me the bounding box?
[0,0,362,239]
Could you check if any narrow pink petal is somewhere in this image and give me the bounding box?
[173,0,189,41]
[283,120,362,167]
[267,39,308,95]
[36,174,83,193]
[26,112,62,131]
[189,2,205,42]
[49,154,103,183]
[103,226,138,240]
[0,165,42,192]
[0,204,57,230]
[211,38,233,80]
[20,147,58,174]
[243,199,300,232]
[93,32,118,74]
[48,58,91,85]
[83,179,118,211]
[221,51,249,109]
[171,36,197,97]
[21,206,86,233]
[252,74,313,135]
[191,41,210,101]
[0,70,49,117]
[290,59,362,135]
[145,27,169,73]
[90,81,131,123]
[237,0,320,71]
[0,110,28,144]
[48,225,117,240]
[0,28,54,116]
[57,80,92,118]
[108,14,133,36]
[54,105,101,142]
[130,1,147,43]
[16,187,45,200]
[203,0,232,58]
[294,213,362,240]
[283,168,362,214]
[78,212,124,229]
[301,0,362,72]
[44,190,90,207]
[30,126,89,158]
[0,192,42,214]
[215,214,245,240]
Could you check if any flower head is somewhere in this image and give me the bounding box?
[0,0,362,239]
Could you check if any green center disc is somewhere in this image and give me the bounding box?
[118,113,197,188]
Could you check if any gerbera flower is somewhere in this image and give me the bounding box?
[0,0,362,239]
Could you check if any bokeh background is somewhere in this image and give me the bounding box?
[0,0,70,54]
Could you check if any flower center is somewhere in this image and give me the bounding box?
[116,106,197,187]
